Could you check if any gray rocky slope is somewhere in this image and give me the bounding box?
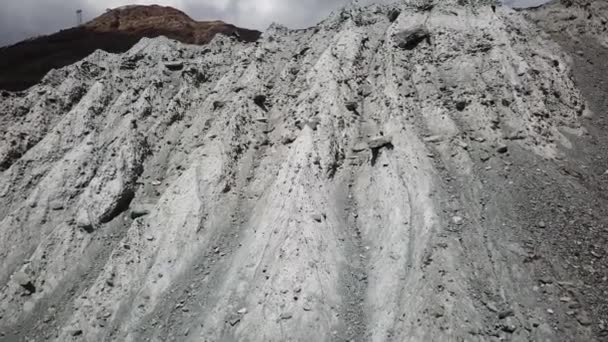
[1,0,607,341]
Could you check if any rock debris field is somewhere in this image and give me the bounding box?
[0,0,608,341]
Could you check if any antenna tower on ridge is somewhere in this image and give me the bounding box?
[76,9,83,26]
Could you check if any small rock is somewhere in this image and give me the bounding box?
[130,208,150,219]
[496,145,508,154]
[71,329,83,337]
[50,202,64,210]
[452,216,464,225]
[306,119,320,130]
[500,317,517,333]
[164,61,184,71]
[281,133,296,145]
[388,9,400,22]
[13,271,36,294]
[352,142,368,152]
[577,311,592,326]
[538,221,546,229]
[395,25,430,50]
[455,100,467,111]
[480,152,491,162]
[279,313,293,320]
[345,101,358,112]
[547,308,554,314]
[498,309,514,319]
[368,136,393,150]
[312,214,323,222]
[253,95,267,110]
[423,135,443,143]
[237,308,248,315]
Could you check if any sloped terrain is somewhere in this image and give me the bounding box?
[0,0,607,341]
[0,5,260,92]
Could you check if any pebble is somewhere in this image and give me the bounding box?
[538,221,546,228]
[279,313,293,320]
[496,145,508,154]
[452,216,464,225]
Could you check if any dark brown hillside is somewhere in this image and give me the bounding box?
[0,5,260,91]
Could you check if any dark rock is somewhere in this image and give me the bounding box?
[253,95,268,111]
[213,101,225,110]
[496,145,508,153]
[282,133,296,145]
[388,9,401,22]
[14,271,36,294]
[369,136,394,166]
[455,100,467,111]
[498,309,514,319]
[130,208,150,219]
[71,329,83,336]
[395,25,430,50]
[345,101,358,112]
[164,61,184,71]
[50,202,64,211]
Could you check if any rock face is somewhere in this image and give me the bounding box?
[0,5,260,91]
[0,1,607,341]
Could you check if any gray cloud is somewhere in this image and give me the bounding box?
[0,0,550,47]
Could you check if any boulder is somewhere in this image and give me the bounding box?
[368,136,393,150]
[395,25,430,50]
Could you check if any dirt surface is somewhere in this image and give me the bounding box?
[0,5,260,92]
[0,0,607,341]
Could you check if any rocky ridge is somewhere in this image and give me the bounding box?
[0,0,607,341]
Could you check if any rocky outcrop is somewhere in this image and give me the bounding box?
[0,1,606,341]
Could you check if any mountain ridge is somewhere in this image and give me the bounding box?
[0,5,260,92]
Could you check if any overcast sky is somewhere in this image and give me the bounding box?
[0,0,550,47]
